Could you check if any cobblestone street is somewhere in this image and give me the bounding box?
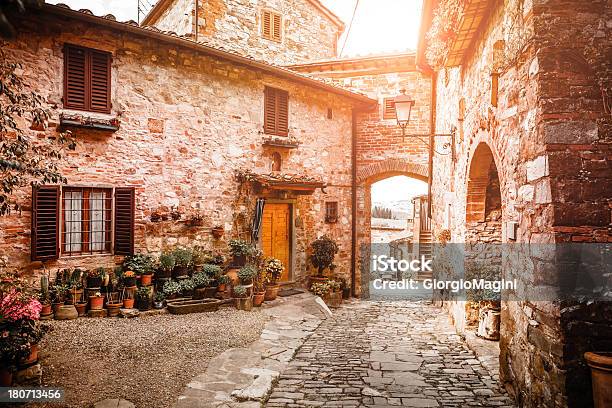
[266,301,515,407]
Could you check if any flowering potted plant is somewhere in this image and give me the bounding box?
[264,258,284,301]
[122,270,137,288]
[123,254,154,284]
[89,291,104,310]
[86,267,105,288]
[162,280,182,300]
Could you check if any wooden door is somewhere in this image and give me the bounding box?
[261,203,291,282]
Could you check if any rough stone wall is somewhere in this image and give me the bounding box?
[150,0,194,35]
[0,13,355,288]
[150,0,341,65]
[429,0,611,406]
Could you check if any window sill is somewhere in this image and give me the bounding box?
[59,110,120,132]
[262,136,300,149]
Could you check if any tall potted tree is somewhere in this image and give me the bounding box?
[264,258,283,301]
[309,235,339,286]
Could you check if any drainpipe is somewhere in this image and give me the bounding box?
[351,108,357,297]
[428,72,437,219]
[194,0,199,42]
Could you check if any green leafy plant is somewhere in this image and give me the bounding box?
[123,254,154,275]
[135,286,151,301]
[192,272,211,289]
[310,235,339,277]
[233,285,248,298]
[238,265,257,284]
[218,275,231,285]
[180,278,195,293]
[229,239,252,257]
[201,264,222,280]
[159,252,176,272]
[173,248,193,268]
[162,280,182,297]
[154,291,166,302]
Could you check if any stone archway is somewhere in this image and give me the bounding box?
[355,159,429,296]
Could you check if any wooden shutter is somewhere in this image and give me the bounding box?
[90,50,112,113]
[64,45,87,111]
[31,186,60,261]
[272,13,282,41]
[383,98,396,120]
[64,44,111,113]
[264,87,289,136]
[262,11,272,38]
[114,188,135,256]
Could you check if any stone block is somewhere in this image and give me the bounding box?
[526,155,549,182]
[543,120,599,144]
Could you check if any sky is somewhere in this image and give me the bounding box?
[46,0,422,56]
[371,176,428,203]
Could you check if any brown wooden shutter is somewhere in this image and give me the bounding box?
[264,86,277,134]
[277,89,289,136]
[64,45,87,111]
[383,98,396,120]
[262,11,272,38]
[114,187,135,256]
[89,50,112,113]
[31,185,60,261]
[272,13,282,41]
[64,45,111,113]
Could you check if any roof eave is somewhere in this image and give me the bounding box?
[416,0,435,73]
[141,0,175,26]
[41,5,375,105]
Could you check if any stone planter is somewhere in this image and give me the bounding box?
[52,302,64,314]
[173,266,189,278]
[75,302,87,317]
[477,307,500,340]
[106,302,122,317]
[264,284,280,301]
[585,352,612,408]
[253,292,266,307]
[235,297,252,311]
[324,291,342,308]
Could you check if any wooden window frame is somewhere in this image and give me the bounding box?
[63,44,112,114]
[325,201,339,224]
[382,97,397,120]
[261,10,282,42]
[61,187,113,256]
[264,86,289,137]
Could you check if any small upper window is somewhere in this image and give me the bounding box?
[262,10,282,41]
[325,202,339,224]
[382,97,396,120]
[63,44,112,113]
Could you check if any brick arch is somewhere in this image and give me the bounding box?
[356,159,429,184]
[466,142,500,223]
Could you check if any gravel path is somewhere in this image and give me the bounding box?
[29,308,268,408]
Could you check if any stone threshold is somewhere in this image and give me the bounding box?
[175,292,332,408]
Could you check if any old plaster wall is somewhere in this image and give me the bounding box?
[0,12,355,287]
[430,0,611,406]
[150,0,341,65]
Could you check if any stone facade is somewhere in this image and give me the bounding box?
[144,0,343,65]
[422,0,612,406]
[0,7,365,288]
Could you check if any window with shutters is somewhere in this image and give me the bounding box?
[325,202,339,224]
[382,97,397,120]
[31,186,135,260]
[262,10,282,41]
[264,86,289,136]
[63,44,112,114]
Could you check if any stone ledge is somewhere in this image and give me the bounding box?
[59,111,120,132]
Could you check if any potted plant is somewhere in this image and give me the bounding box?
[38,277,52,316]
[106,298,122,317]
[212,225,224,239]
[326,280,342,308]
[153,292,166,309]
[162,280,182,300]
[158,252,175,279]
[310,281,331,303]
[264,258,284,301]
[229,239,252,268]
[584,352,612,407]
[233,285,252,311]
[135,286,152,311]
[89,291,104,310]
[86,267,105,288]
[309,235,338,285]
[252,261,266,307]
[172,248,193,278]
[122,270,137,288]
[50,284,68,313]
[192,272,211,299]
[218,275,230,293]
[238,265,257,286]
[339,277,351,300]
[123,254,154,279]
[140,269,153,287]
[122,289,135,309]
[180,277,195,298]
[67,269,84,304]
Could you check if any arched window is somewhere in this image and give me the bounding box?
[271,152,282,172]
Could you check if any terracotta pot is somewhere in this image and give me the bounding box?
[173,266,189,278]
[204,286,218,299]
[141,274,153,286]
[75,302,87,317]
[89,296,104,310]
[106,302,121,317]
[41,303,52,316]
[156,269,172,279]
[218,283,227,293]
[235,296,252,311]
[123,276,137,287]
[212,226,224,239]
[55,305,78,320]
[86,276,102,288]
[0,368,12,387]
[253,292,266,307]
[226,268,239,286]
[68,288,83,304]
[52,302,64,313]
[232,255,247,268]
[264,284,280,301]
[585,352,612,408]
[123,298,135,309]
[342,287,351,300]
[19,344,39,366]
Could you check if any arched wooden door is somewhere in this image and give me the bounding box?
[261,203,291,282]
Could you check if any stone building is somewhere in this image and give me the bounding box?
[418,0,611,406]
[0,3,375,289]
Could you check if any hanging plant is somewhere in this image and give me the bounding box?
[425,0,467,68]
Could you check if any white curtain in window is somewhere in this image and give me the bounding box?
[64,191,82,252]
[90,192,105,252]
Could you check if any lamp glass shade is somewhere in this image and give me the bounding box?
[393,94,415,126]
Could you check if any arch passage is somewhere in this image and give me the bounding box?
[466,143,501,226]
[357,159,428,184]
